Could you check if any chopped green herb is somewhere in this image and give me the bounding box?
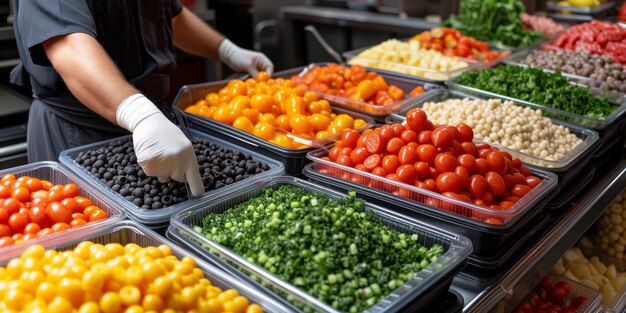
[457,65,615,119]
[198,185,445,312]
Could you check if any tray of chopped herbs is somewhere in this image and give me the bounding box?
[442,0,544,50]
[168,176,472,313]
[447,65,626,151]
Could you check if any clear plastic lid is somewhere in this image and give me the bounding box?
[172,79,375,149]
[388,88,600,171]
[273,62,443,119]
[170,176,473,313]
[0,220,293,312]
[58,129,285,226]
[306,147,558,226]
[447,74,626,130]
[0,161,126,261]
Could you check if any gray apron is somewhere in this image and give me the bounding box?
[10,0,182,162]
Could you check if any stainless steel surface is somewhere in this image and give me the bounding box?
[304,25,343,63]
[0,142,25,158]
[0,25,12,40]
[452,157,626,312]
[279,5,436,68]
[0,83,29,116]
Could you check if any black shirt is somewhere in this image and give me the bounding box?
[12,0,183,117]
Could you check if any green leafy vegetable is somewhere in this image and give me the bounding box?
[456,65,616,119]
[443,0,543,48]
[196,185,445,312]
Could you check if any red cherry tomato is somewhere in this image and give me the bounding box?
[512,184,532,198]
[350,147,369,165]
[364,154,382,171]
[405,109,427,132]
[468,175,487,199]
[431,128,454,149]
[434,154,457,173]
[525,176,541,188]
[371,167,387,177]
[485,171,506,197]
[46,202,72,224]
[454,166,470,189]
[382,155,400,174]
[486,151,506,174]
[436,172,464,193]
[365,132,384,154]
[398,146,418,165]
[475,158,490,175]
[416,144,437,165]
[341,129,360,148]
[460,142,476,155]
[8,213,28,234]
[29,205,48,227]
[400,130,418,144]
[329,146,341,162]
[413,162,430,180]
[386,137,404,155]
[456,124,474,142]
[457,154,476,174]
[396,165,418,184]
[418,130,433,144]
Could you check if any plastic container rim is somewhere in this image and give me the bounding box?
[306,145,559,220]
[0,161,127,261]
[58,129,285,225]
[170,175,473,313]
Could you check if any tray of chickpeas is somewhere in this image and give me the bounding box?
[0,220,293,312]
[387,89,600,211]
[173,72,374,174]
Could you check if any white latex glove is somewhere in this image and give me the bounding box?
[218,39,274,77]
[116,94,205,197]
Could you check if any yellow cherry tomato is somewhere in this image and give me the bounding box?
[233,116,255,134]
[289,114,314,134]
[309,114,331,132]
[252,123,276,140]
[250,94,274,113]
[333,114,354,131]
[241,108,261,124]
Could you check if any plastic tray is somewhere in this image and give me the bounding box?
[0,220,293,312]
[273,63,443,122]
[168,176,472,313]
[467,212,551,271]
[547,0,617,14]
[58,129,284,228]
[0,161,126,261]
[504,51,626,97]
[447,74,626,152]
[511,272,602,313]
[435,290,464,313]
[342,46,481,84]
[546,164,595,216]
[576,246,626,313]
[172,80,375,175]
[387,88,600,188]
[303,163,558,257]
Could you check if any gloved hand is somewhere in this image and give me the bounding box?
[116,94,205,197]
[218,39,274,77]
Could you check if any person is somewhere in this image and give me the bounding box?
[10,0,274,197]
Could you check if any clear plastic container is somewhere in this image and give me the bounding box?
[172,80,375,174]
[576,246,626,313]
[343,48,476,83]
[504,52,626,97]
[169,176,472,313]
[446,74,626,131]
[273,63,443,121]
[0,161,126,261]
[388,88,599,171]
[306,146,558,226]
[0,220,293,312]
[58,129,285,228]
[172,79,375,149]
[511,272,602,313]
[546,0,617,14]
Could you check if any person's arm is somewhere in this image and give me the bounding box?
[171,7,274,76]
[43,33,205,196]
[43,33,137,123]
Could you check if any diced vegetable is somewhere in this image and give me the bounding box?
[197,185,444,312]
